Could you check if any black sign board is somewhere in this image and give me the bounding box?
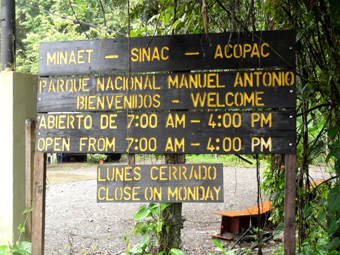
[35,111,296,154]
[39,31,295,76]
[37,70,295,112]
[97,164,224,203]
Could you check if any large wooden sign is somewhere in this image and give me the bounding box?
[97,164,224,202]
[35,111,296,154]
[37,70,295,112]
[35,30,296,156]
[39,31,295,76]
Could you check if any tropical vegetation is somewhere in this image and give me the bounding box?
[12,0,340,253]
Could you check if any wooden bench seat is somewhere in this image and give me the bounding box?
[211,201,271,240]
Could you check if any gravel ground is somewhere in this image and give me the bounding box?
[45,157,330,255]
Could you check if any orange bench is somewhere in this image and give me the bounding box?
[211,201,271,240]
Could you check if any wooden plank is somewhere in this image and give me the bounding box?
[34,111,296,154]
[31,153,46,255]
[35,131,296,154]
[97,164,223,203]
[37,70,296,112]
[213,201,271,217]
[211,201,272,241]
[284,154,297,255]
[25,119,35,239]
[35,111,296,133]
[38,31,296,76]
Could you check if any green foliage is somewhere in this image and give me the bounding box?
[16,0,128,73]
[0,209,32,255]
[328,184,340,212]
[208,239,250,255]
[273,222,284,241]
[125,203,185,255]
[168,248,185,255]
[261,162,285,223]
[0,241,31,255]
[257,0,340,252]
[128,0,269,36]
[87,153,107,163]
[125,203,173,255]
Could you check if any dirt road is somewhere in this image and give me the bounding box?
[44,157,329,254]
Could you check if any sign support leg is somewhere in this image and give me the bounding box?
[162,154,185,251]
[166,202,182,249]
[31,153,46,255]
[128,154,135,165]
[25,119,35,239]
[284,154,296,255]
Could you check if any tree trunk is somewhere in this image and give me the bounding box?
[160,154,185,253]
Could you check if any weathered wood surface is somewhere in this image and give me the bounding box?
[31,153,46,255]
[35,111,296,154]
[97,164,224,203]
[25,119,35,239]
[284,154,297,255]
[39,31,295,76]
[37,71,295,112]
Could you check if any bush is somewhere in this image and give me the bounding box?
[87,154,107,164]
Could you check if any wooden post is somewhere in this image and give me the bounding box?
[25,119,35,239]
[128,154,135,165]
[163,154,185,251]
[284,154,297,255]
[162,87,186,251]
[31,153,46,255]
[52,153,57,166]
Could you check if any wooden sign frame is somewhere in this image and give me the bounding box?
[32,30,297,255]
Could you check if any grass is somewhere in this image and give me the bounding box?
[47,154,264,169]
[132,154,259,167]
[47,162,93,170]
[185,154,259,167]
[126,154,263,167]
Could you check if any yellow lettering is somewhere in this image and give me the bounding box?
[79,137,115,152]
[161,46,169,60]
[77,49,85,63]
[168,75,178,89]
[130,47,169,62]
[68,51,76,64]
[39,80,47,93]
[36,137,70,152]
[150,166,158,180]
[97,187,105,200]
[261,43,270,57]
[214,44,223,59]
[97,167,105,181]
[151,47,160,61]
[159,166,167,181]
[243,44,252,58]
[132,186,141,201]
[168,187,178,200]
[165,137,185,152]
[131,48,139,62]
[251,43,260,58]
[46,52,56,65]
[190,92,206,107]
[100,114,118,129]
[213,186,221,200]
[251,137,272,152]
